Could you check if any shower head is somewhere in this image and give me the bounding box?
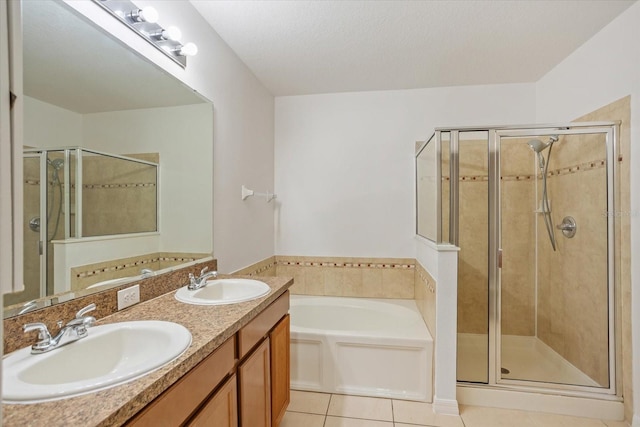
[48,158,64,170]
[527,139,549,170]
[526,139,550,153]
[526,135,559,153]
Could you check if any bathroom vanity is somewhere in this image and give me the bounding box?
[127,291,290,427]
[2,275,293,427]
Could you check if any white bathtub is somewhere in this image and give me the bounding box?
[290,295,433,402]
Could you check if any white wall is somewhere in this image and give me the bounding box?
[535,2,640,424]
[133,1,275,274]
[23,96,82,148]
[65,0,276,274]
[275,83,536,257]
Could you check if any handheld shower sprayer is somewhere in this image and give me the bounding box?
[526,135,559,251]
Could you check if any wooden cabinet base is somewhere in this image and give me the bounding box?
[270,315,290,427]
[188,375,238,427]
[127,291,290,427]
[239,338,271,427]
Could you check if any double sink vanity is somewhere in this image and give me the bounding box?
[2,264,293,427]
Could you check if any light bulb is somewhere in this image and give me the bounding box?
[162,26,182,42]
[179,42,198,56]
[129,6,158,23]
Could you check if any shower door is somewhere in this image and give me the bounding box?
[494,125,616,394]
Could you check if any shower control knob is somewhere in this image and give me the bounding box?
[556,216,577,238]
[29,217,41,232]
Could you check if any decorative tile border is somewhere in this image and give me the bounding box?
[241,261,277,276]
[23,180,156,189]
[76,255,200,279]
[416,268,435,294]
[441,158,607,183]
[81,183,156,190]
[548,158,605,177]
[276,260,415,269]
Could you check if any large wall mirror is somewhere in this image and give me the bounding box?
[4,0,214,316]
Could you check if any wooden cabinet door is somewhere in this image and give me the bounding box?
[239,338,271,427]
[270,315,290,427]
[188,375,238,427]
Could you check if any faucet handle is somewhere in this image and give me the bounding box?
[23,323,52,347]
[76,303,96,319]
[199,266,209,277]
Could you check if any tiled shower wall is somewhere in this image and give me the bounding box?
[453,139,535,336]
[537,97,631,390]
[18,152,159,307]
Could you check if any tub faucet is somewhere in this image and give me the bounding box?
[23,303,97,354]
[188,267,217,290]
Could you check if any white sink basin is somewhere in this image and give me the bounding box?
[3,320,191,404]
[175,278,271,306]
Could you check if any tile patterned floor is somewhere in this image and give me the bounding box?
[281,391,629,427]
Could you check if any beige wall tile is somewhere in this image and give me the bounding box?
[275,256,414,298]
[362,268,384,297]
[415,262,436,339]
[305,268,325,295]
[382,268,414,298]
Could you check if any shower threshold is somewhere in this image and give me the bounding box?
[457,333,599,387]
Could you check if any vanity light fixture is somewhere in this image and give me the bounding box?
[127,6,158,24]
[92,0,197,68]
[149,26,182,42]
[177,42,198,57]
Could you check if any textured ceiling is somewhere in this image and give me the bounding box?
[23,1,205,114]
[191,0,635,96]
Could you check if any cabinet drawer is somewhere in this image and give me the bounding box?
[238,291,289,359]
[127,336,236,427]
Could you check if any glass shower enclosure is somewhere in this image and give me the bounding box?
[15,147,158,306]
[416,122,619,397]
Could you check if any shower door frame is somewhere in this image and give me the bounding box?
[440,121,620,399]
[489,123,619,397]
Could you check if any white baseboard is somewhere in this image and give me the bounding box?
[631,413,640,427]
[433,396,460,415]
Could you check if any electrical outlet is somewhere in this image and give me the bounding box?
[117,284,140,310]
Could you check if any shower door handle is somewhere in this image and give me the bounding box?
[497,249,503,269]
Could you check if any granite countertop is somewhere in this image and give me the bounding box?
[2,275,293,427]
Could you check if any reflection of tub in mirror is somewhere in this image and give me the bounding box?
[4,0,214,317]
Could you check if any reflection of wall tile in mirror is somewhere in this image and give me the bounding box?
[70,252,210,291]
[81,153,158,237]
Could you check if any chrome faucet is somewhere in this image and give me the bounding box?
[23,303,97,354]
[188,267,217,291]
[140,268,154,278]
